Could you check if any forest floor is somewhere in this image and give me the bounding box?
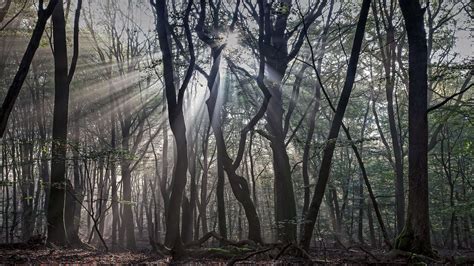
[0,242,473,264]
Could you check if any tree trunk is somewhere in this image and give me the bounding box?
[47,1,70,246]
[120,124,136,249]
[195,2,262,243]
[0,0,12,24]
[0,0,59,136]
[395,0,433,256]
[71,115,83,243]
[181,196,192,244]
[152,0,193,256]
[199,127,210,236]
[110,120,119,248]
[372,4,405,233]
[300,0,371,249]
[216,153,227,239]
[264,67,297,242]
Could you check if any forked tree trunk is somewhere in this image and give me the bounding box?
[195,0,261,243]
[152,0,193,256]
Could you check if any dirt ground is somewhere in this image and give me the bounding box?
[0,243,473,264]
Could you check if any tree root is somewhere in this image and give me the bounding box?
[274,242,292,260]
[150,233,260,262]
[226,242,317,265]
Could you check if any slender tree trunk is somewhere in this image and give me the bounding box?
[357,103,370,244]
[195,2,261,243]
[199,128,210,236]
[0,0,12,24]
[189,132,198,241]
[72,112,83,242]
[161,116,169,220]
[300,0,371,249]
[372,4,406,233]
[0,0,59,136]
[367,204,376,247]
[110,119,119,248]
[216,153,227,239]
[120,125,136,249]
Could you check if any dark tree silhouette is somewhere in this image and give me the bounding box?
[300,0,371,250]
[395,0,433,256]
[151,0,195,257]
[0,0,59,137]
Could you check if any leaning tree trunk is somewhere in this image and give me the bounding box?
[300,0,371,250]
[0,0,59,137]
[0,0,12,24]
[395,0,433,256]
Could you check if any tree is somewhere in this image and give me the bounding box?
[151,0,195,256]
[195,0,262,244]
[394,0,433,256]
[0,0,59,136]
[371,0,405,234]
[252,0,327,243]
[300,0,371,250]
[47,0,74,245]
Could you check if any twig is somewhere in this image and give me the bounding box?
[428,79,473,112]
[0,0,28,32]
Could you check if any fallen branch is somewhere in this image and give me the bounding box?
[185,231,255,249]
[348,245,380,261]
[226,247,274,266]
